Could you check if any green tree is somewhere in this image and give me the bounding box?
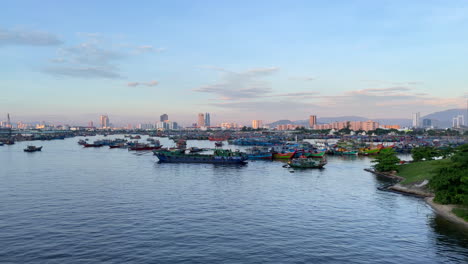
[411,146,439,162]
[372,149,401,172]
[430,144,468,205]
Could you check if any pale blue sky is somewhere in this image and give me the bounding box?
[1,0,467,125]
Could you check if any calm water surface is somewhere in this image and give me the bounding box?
[1,136,467,263]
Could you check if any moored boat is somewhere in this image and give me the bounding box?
[24,146,42,152]
[153,149,248,164]
[129,144,163,151]
[215,141,223,147]
[272,151,296,159]
[286,157,327,169]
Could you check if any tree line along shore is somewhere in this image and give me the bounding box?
[370,144,468,227]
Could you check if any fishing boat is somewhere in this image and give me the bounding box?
[304,151,326,158]
[272,150,297,159]
[176,139,187,149]
[341,150,358,155]
[0,142,4,146]
[153,149,248,164]
[24,146,42,152]
[215,141,224,147]
[109,143,126,149]
[286,157,327,169]
[83,142,104,147]
[129,144,163,151]
[359,148,380,156]
[208,135,230,141]
[245,146,273,160]
[189,147,204,153]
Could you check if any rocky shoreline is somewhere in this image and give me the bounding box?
[365,168,467,228]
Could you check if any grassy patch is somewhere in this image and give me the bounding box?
[452,207,468,222]
[397,159,451,185]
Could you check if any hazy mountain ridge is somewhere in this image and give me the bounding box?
[267,109,467,128]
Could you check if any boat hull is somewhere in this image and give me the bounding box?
[247,153,273,160]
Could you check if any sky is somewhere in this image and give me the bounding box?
[1,0,467,126]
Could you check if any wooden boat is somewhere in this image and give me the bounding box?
[154,149,247,164]
[215,141,224,147]
[304,151,326,158]
[287,157,327,169]
[83,143,104,147]
[272,151,296,159]
[24,146,42,152]
[129,144,163,151]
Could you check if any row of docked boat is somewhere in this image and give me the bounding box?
[78,138,162,151]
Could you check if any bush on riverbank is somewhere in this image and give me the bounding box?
[429,144,468,205]
[372,149,400,172]
[452,207,468,221]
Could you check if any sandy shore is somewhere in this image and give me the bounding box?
[425,197,468,228]
[365,168,467,227]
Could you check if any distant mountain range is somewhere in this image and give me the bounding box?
[268,108,467,128]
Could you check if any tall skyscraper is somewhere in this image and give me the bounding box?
[160,114,168,122]
[309,115,317,128]
[204,113,211,127]
[252,120,263,129]
[88,121,94,128]
[412,112,420,128]
[452,115,464,128]
[197,113,205,127]
[100,115,109,128]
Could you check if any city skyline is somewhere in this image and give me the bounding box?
[1,1,468,124]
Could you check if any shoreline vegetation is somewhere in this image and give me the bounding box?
[366,145,468,228]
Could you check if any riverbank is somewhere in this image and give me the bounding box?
[366,164,468,227]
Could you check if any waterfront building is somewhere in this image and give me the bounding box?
[220,122,238,129]
[197,113,205,127]
[204,113,211,127]
[252,120,263,129]
[412,112,421,128]
[309,115,317,128]
[137,123,155,129]
[160,114,168,122]
[100,115,109,128]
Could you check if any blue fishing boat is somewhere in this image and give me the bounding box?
[154,149,248,164]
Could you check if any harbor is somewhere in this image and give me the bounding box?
[1,135,467,263]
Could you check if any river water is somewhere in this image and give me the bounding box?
[1,135,467,263]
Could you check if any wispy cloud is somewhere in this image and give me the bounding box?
[43,66,122,79]
[194,67,279,100]
[134,45,166,54]
[44,38,125,79]
[0,27,62,46]
[127,80,159,87]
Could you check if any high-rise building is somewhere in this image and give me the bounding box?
[309,115,317,128]
[88,121,94,128]
[197,113,205,127]
[412,112,420,128]
[100,115,109,128]
[204,113,211,127]
[252,120,263,129]
[452,115,464,128]
[160,114,168,122]
[422,119,432,128]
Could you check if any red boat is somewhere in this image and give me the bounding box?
[129,145,163,151]
[272,151,297,159]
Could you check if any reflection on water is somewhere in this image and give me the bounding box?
[0,135,467,263]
